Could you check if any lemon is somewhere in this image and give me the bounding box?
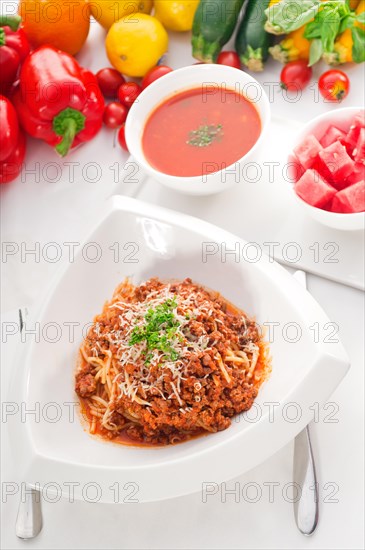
[91,0,153,30]
[106,14,169,77]
[154,0,200,32]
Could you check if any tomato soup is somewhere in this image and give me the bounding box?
[142,86,261,177]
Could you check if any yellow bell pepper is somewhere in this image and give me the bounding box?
[323,0,365,65]
[269,25,310,63]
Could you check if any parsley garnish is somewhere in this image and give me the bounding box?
[129,298,180,364]
[187,123,223,147]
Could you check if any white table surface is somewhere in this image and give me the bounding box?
[1,3,364,548]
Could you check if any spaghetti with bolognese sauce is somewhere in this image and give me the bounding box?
[75,278,270,445]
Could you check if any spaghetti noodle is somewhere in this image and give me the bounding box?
[75,278,270,445]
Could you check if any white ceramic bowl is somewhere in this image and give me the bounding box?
[289,107,365,232]
[125,64,271,196]
[7,196,349,503]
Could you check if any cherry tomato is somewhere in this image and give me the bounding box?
[117,82,142,108]
[142,65,173,89]
[318,70,350,103]
[96,68,125,98]
[217,51,241,69]
[280,60,312,92]
[118,124,128,152]
[103,102,128,129]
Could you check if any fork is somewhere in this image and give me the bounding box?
[292,271,319,536]
[15,486,43,539]
[15,309,43,540]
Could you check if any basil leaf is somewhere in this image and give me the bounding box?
[309,38,324,65]
[339,14,355,33]
[338,1,351,17]
[305,2,347,39]
[304,19,322,39]
[265,0,321,35]
[356,12,365,24]
[322,8,341,51]
[352,26,365,63]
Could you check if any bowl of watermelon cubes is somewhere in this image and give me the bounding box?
[289,107,364,231]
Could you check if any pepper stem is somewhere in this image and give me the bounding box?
[0,14,22,31]
[55,118,78,157]
[53,107,86,157]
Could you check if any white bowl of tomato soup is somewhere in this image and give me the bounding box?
[125,65,271,195]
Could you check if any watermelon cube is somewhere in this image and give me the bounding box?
[320,125,347,148]
[353,112,365,128]
[344,162,365,186]
[345,113,365,151]
[346,126,360,151]
[354,127,365,165]
[331,181,365,213]
[316,140,355,189]
[295,169,337,208]
[294,135,322,170]
[330,198,345,213]
[288,153,305,182]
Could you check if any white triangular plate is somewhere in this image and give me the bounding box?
[8,196,349,503]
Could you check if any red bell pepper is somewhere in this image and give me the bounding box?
[0,15,30,96]
[12,45,104,156]
[0,95,26,184]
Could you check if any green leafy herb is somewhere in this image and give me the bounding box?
[339,13,355,34]
[129,298,181,364]
[287,0,360,64]
[304,3,346,40]
[356,11,365,24]
[309,38,324,65]
[265,0,351,49]
[352,26,365,63]
[187,123,223,147]
[265,0,322,35]
[304,1,351,54]
[321,7,341,52]
[304,19,322,40]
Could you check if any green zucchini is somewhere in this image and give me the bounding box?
[235,0,274,71]
[192,0,245,63]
